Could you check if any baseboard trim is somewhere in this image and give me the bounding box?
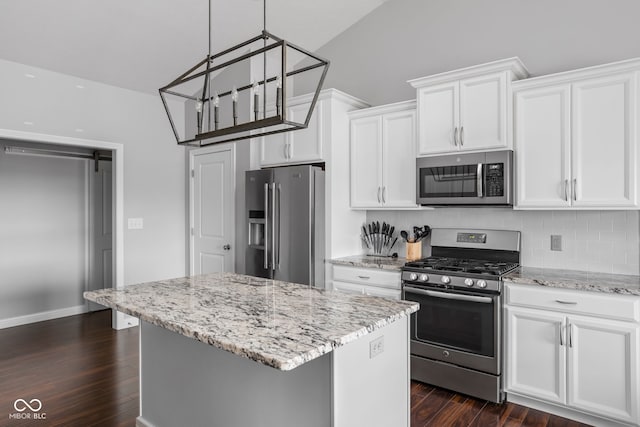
[0,305,88,329]
[506,392,636,427]
[136,416,155,427]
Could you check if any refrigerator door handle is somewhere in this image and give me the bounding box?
[276,183,281,270]
[264,183,269,269]
[271,182,276,271]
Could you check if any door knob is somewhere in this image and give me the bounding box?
[223,244,231,251]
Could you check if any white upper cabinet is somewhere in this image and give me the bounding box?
[350,101,418,209]
[258,91,328,167]
[409,58,528,156]
[514,59,640,209]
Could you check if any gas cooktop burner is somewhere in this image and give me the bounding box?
[404,256,518,276]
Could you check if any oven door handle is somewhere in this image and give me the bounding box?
[404,286,494,304]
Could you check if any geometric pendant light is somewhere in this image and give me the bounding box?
[158,0,330,147]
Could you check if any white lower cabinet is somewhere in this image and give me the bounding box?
[331,264,401,299]
[505,285,640,426]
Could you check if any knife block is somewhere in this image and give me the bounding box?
[406,242,422,261]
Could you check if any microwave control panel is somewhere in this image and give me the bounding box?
[485,163,504,197]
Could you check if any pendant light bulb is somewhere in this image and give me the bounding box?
[276,75,282,88]
[195,100,203,113]
[213,92,219,107]
[252,80,259,94]
[231,87,238,102]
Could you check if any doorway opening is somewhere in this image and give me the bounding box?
[0,128,124,330]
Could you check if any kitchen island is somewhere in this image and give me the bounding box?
[84,272,418,427]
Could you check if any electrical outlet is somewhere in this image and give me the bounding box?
[551,235,562,251]
[128,218,144,230]
[370,336,384,359]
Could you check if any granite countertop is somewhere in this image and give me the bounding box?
[504,267,640,296]
[84,272,418,371]
[329,255,407,271]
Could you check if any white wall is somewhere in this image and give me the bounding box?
[0,144,89,319]
[368,209,640,275]
[0,59,187,324]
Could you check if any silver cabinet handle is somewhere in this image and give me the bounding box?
[283,143,288,159]
[382,186,386,204]
[572,178,577,201]
[357,275,370,280]
[460,126,464,146]
[560,324,564,346]
[453,127,458,146]
[288,143,292,160]
[555,300,578,305]
[476,163,484,198]
[564,179,569,201]
[223,244,231,251]
[569,323,573,348]
[264,183,269,269]
[377,186,381,203]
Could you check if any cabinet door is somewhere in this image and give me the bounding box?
[288,101,323,163]
[459,72,508,151]
[350,116,383,208]
[417,82,459,155]
[514,85,572,208]
[362,284,401,300]
[333,280,364,295]
[572,72,638,207]
[505,307,566,404]
[567,317,639,424]
[260,109,289,166]
[382,110,418,208]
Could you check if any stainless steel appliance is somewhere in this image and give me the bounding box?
[416,150,513,206]
[245,165,325,287]
[401,228,520,403]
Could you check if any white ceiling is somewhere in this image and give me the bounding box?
[0,0,388,94]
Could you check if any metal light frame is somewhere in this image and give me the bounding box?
[158,1,330,147]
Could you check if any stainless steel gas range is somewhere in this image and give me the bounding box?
[401,228,520,403]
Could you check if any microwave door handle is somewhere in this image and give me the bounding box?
[477,163,484,198]
[404,286,493,304]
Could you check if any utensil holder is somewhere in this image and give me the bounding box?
[406,242,422,261]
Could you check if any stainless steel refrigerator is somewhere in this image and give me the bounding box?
[245,165,325,287]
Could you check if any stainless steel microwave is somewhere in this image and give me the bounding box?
[416,150,513,206]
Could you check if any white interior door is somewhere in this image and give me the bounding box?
[191,147,235,275]
[88,160,112,312]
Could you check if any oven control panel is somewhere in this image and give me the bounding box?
[456,233,487,244]
[401,270,501,293]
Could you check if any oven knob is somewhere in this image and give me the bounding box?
[477,280,487,288]
[440,276,451,284]
[464,278,475,287]
[419,274,429,282]
[409,273,418,281]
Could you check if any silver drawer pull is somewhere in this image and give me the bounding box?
[357,275,370,280]
[555,300,578,305]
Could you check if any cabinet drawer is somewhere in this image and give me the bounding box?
[332,265,401,290]
[505,284,640,322]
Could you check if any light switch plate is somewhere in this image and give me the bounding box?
[128,218,144,230]
[551,235,562,251]
[370,336,384,359]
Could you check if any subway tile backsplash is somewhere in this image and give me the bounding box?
[366,209,640,275]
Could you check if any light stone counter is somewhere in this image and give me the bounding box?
[504,266,640,296]
[84,272,418,371]
[329,255,407,271]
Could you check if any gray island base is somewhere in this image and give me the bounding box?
[84,272,418,427]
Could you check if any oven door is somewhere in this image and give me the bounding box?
[402,285,501,375]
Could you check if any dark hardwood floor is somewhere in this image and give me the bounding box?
[0,311,591,427]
